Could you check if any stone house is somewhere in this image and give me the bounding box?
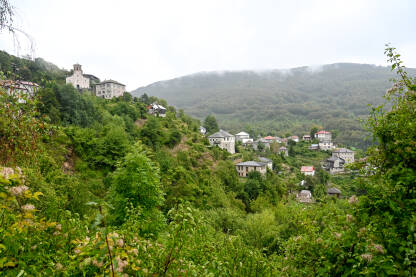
[327,187,342,198]
[315,130,332,142]
[66,64,91,90]
[208,129,235,154]
[95,80,126,99]
[332,148,355,164]
[235,161,267,177]
[235,131,250,141]
[297,190,313,203]
[279,146,289,156]
[301,166,315,176]
[0,80,39,101]
[258,157,273,170]
[147,103,167,117]
[325,156,345,174]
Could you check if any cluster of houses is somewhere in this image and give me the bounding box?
[66,64,126,99]
[205,128,355,178]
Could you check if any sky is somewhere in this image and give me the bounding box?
[0,0,415,90]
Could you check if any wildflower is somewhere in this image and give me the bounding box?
[9,185,29,196]
[56,263,64,271]
[346,214,354,222]
[1,167,14,179]
[335,233,342,239]
[74,248,81,254]
[93,259,104,267]
[116,239,124,248]
[348,195,358,204]
[115,256,128,273]
[361,253,373,262]
[372,243,385,254]
[53,231,60,236]
[21,204,36,211]
[316,238,323,243]
[55,224,62,231]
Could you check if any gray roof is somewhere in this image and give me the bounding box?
[327,187,342,194]
[236,131,249,136]
[236,161,267,167]
[96,79,126,86]
[209,129,234,138]
[258,157,272,163]
[327,156,345,162]
[334,148,354,153]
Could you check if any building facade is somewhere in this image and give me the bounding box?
[301,166,315,176]
[332,148,355,164]
[258,157,273,170]
[235,131,250,142]
[319,140,335,150]
[315,130,332,142]
[235,161,267,177]
[95,80,126,99]
[147,103,167,117]
[325,156,345,174]
[208,129,235,154]
[66,64,90,90]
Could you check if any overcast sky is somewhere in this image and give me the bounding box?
[0,0,415,90]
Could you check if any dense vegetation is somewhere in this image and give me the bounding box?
[1,46,416,276]
[132,63,416,149]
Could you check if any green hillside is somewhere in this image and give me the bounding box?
[132,63,416,148]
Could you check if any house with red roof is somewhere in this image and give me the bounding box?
[301,166,315,176]
[314,130,332,142]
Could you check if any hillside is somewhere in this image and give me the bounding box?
[132,63,416,148]
[0,50,68,83]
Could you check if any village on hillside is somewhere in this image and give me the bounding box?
[203,127,357,203]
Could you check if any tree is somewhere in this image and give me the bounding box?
[204,115,219,134]
[109,142,163,225]
[0,0,14,32]
[310,127,318,139]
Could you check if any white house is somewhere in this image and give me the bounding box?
[147,103,167,117]
[235,131,250,142]
[279,146,289,156]
[319,140,335,151]
[208,129,235,154]
[95,80,126,99]
[301,166,315,176]
[66,64,90,90]
[315,130,332,142]
[235,161,267,177]
[302,134,312,141]
[289,136,299,143]
[332,148,355,164]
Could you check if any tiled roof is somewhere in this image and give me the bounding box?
[334,148,354,153]
[209,129,234,138]
[96,79,125,86]
[258,157,272,163]
[316,130,330,134]
[236,131,249,136]
[264,136,275,140]
[301,166,314,172]
[236,161,267,167]
[328,187,341,194]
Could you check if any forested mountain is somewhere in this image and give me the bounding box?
[132,63,416,148]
